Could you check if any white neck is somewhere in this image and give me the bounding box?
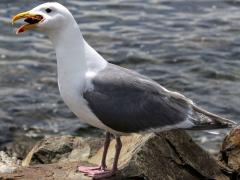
[46,18,107,92]
[48,21,86,82]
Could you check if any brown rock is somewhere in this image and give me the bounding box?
[2,136,38,160]
[0,162,92,180]
[1,130,230,180]
[22,135,96,166]
[91,130,228,180]
[219,125,240,177]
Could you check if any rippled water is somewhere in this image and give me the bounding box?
[1,0,240,152]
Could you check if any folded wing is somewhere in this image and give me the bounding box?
[83,63,236,133]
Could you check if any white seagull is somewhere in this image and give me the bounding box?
[12,2,236,179]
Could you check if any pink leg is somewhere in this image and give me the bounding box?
[87,136,122,179]
[78,132,111,173]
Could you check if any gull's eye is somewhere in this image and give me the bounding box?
[45,8,52,13]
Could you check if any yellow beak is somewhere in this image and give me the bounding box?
[12,11,30,24]
[12,11,42,34]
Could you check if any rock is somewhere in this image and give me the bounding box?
[219,125,240,178]
[0,151,20,173]
[0,130,230,180]
[90,130,228,180]
[2,136,39,160]
[22,135,104,166]
[0,161,94,180]
[0,162,16,174]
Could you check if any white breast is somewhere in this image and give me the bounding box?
[58,73,120,134]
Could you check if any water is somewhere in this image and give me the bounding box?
[0,0,240,153]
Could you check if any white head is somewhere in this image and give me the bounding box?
[12,2,106,77]
[12,2,76,35]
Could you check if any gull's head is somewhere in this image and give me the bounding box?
[12,2,73,34]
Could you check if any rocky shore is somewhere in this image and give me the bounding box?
[0,128,240,180]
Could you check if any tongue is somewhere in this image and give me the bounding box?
[16,24,35,34]
[16,24,26,34]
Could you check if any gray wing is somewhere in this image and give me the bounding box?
[83,63,235,133]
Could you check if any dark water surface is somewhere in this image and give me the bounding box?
[1,0,240,153]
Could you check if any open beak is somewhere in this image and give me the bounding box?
[12,11,44,34]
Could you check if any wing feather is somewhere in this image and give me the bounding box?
[83,63,194,133]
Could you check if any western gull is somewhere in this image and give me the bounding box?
[12,2,236,179]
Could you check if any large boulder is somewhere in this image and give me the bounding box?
[90,130,228,180]
[0,130,229,180]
